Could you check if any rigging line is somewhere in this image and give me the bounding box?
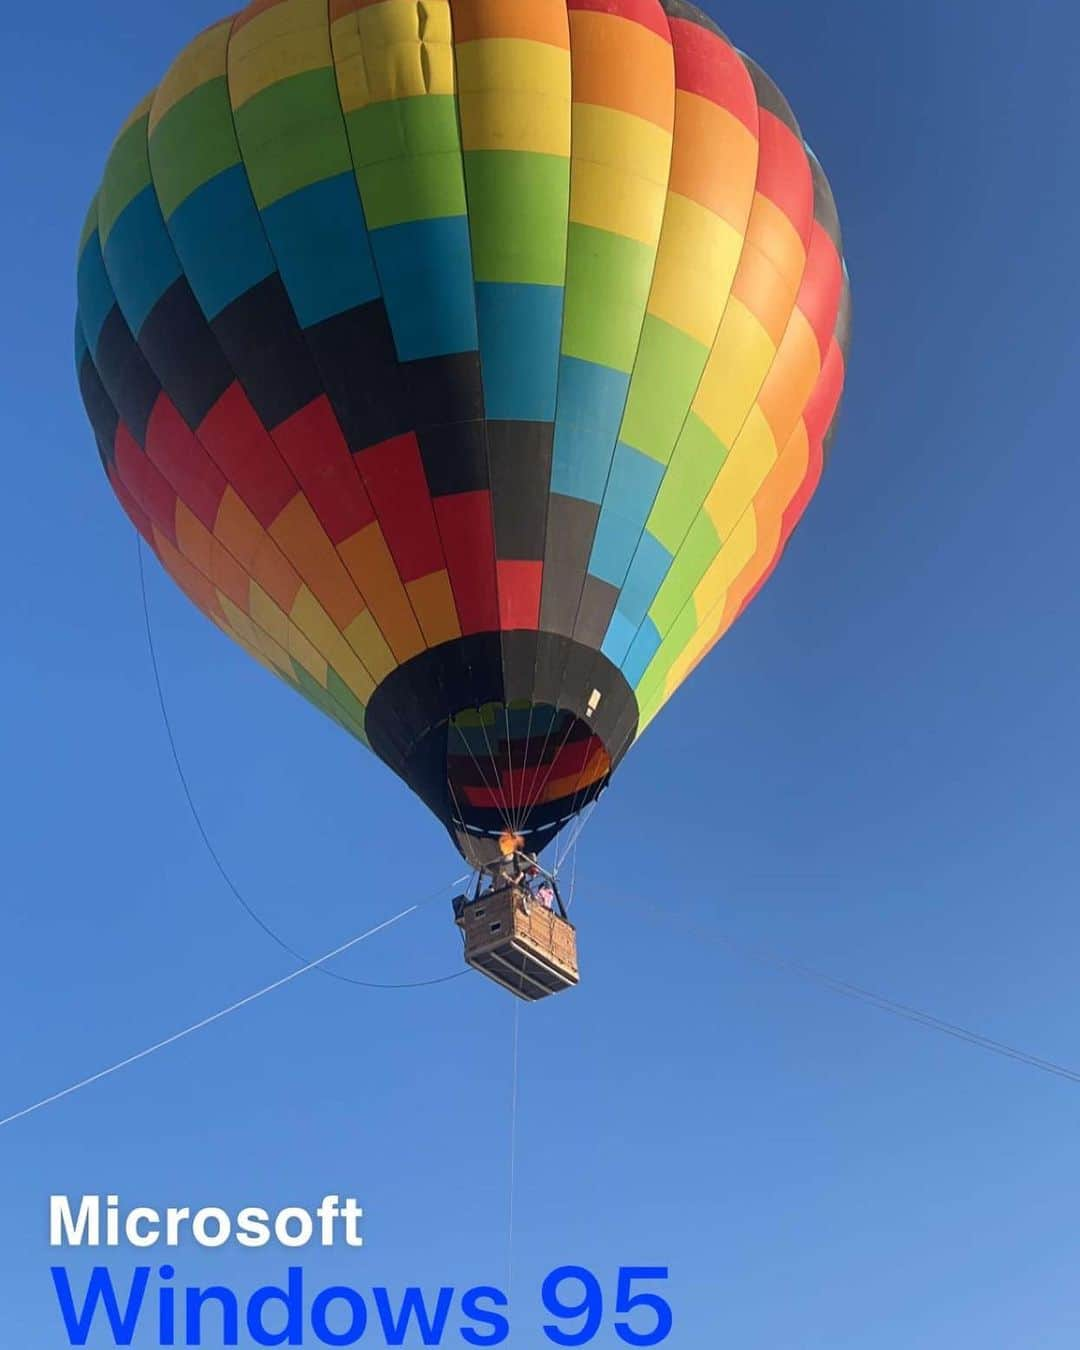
[507,1000,521,1311]
[461,705,512,834]
[518,705,580,832]
[553,813,576,875]
[513,703,561,831]
[612,894,1080,1087]
[570,760,601,826]
[554,800,598,878]
[516,691,593,836]
[535,701,602,829]
[454,712,514,837]
[453,722,514,842]
[515,698,540,836]
[548,701,642,871]
[445,760,470,837]
[0,905,423,1130]
[475,704,517,835]
[513,706,539,840]
[510,700,548,838]
[555,756,602,867]
[520,708,577,827]
[501,698,521,836]
[450,718,500,815]
[551,767,593,865]
[136,537,471,992]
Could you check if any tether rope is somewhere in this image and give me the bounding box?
[507,1001,521,1311]
[610,892,1080,1086]
[137,536,469,991]
[0,902,434,1129]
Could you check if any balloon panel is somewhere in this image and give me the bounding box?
[76,0,850,863]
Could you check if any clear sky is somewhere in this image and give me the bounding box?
[2,1,1079,1345]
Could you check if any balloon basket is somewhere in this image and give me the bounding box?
[453,886,579,1001]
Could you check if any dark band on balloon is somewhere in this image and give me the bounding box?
[659,0,727,40]
[365,631,639,864]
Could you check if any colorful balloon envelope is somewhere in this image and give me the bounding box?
[77,0,851,867]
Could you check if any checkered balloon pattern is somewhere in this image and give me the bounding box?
[77,0,850,865]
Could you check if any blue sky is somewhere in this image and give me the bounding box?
[2,0,1080,1345]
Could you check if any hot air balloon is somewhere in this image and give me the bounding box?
[77,0,850,997]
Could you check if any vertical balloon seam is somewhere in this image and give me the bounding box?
[640,158,852,723]
[440,0,523,828]
[74,249,368,742]
[215,2,399,727]
[475,3,631,849]
[119,18,381,737]
[497,3,632,822]
[136,15,388,718]
[527,0,678,825]
[638,176,826,697]
[217,0,406,699]
[578,8,749,771]
[318,0,461,665]
[565,12,764,769]
[562,4,737,782]
[322,0,473,777]
[484,3,569,713]
[424,0,504,765]
[222,3,433,721]
[634,273,851,733]
[321,0,486,670]
[317,0,498,789]
[592,54,816,743]
[506,0,604,828]
[80,296,371,741]
[514,0,576,831]
[662,159,850,702]
[437,0,513,842]
[446,0,573,837]
[338,0,520,820]
[557,1,678,648]
[495,0,577,839]
[321,2,496,842]
[135,17,304,681]
[139,15,383,729]
[438,0,518,833]
[585,16,763,710]
[430,1,512,833]
[83,140,324,716]
[619,55,809,707]
[218,2,436,681]
[662,135,844,693]
[509,0,588,827]
[613,57,822,719]
[517,0,671,817]
[738,290,849,614]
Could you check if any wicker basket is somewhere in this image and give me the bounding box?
[454,886,579,1001]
